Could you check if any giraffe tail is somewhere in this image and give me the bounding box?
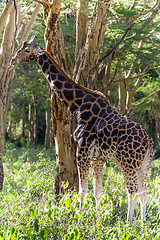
[152,146,160,160]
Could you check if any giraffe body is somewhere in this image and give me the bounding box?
[11,36,154,223]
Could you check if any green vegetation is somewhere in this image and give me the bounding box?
[1,1,160,239]
[0,142,159,239]
[5,0,160,147]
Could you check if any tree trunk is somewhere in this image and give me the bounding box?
[73,0,111,87]
[0,100,4,190]
[0,1,15,190]
[0,0,40,190]
[118,63,127,114]
[33,95,38,147]
[22,99,26,140]
[40,0,79,194]
[44,96,51,149]
[50,94,78,194]
[28,103,33,144]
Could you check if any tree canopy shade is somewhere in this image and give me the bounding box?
[103,0,160,114]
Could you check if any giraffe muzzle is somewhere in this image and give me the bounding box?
[10,57,17,66]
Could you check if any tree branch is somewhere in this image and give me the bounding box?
[14,69,37,106]
[98,23,134,65]
[98,0,160,66]
[13,0,17,50]
[33,0,49,9]
[131,88,160,107]
[19,3,41,47]
[0,0,13,35]
[155,70,160,76]
[113,72,148,83]
[21,2,36,18]
[128,0,160,25]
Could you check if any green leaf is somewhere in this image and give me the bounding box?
[34,218,39,232]
[65,198,71,209]
[30,208,37,218]
[47,209,52,219]
[39,229,45,238]
[119,197,123,207]
[10,227,15,235]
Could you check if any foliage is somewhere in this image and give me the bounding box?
[0,142,160,239]
[4,0,160,146]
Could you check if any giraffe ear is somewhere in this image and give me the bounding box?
[29,35,37,44]
[22,41,28,48]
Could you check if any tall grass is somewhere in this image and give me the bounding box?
[0,142,160,239]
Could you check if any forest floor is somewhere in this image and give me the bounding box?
[0,142,160,239]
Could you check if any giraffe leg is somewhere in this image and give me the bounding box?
[76,145,90,210]
[140,189,147,221]
[127,192,138,223]
[137,152,151,221]
[122,170,139,223]
[91,160,104,208]
[127,166,149,223]
[77,164,90,210]
[137,172,148,222]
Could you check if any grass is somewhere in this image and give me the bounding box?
[0,142,160,239]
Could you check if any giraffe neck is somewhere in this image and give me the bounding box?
[36,50,108,116]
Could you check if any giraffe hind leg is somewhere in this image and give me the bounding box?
[124,152,151,223]
[127,170,148,224]
[138,150,151,221]
[127,192,138,223]
[137,173,148,222]
[122,169,139,224]
[91,160,104,208]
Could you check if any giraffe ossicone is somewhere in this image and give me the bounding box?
[11,36,159,224]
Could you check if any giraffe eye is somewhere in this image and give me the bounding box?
[25,49,30,53]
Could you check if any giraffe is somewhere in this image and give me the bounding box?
[11,35,158,223]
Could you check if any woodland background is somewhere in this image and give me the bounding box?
[1,0,160,149]
[0,0,160,239]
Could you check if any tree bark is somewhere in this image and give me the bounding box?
[22,99,26,139]
[0,2,15,190]
[0,0,13,34]
[75,0,88,61]
[73,0,111,88]
[44,96,51,149]
[0,100,4,190]
[28,103,33,144]
[50,94,78,195]
[33,94,38,147]
[39,0,79,194]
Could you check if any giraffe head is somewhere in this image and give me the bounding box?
[11,35,44,66]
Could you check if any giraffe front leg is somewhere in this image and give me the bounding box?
[76,147,90,210]
[91,160,104,208]
[78,167,89,210]
[77,164,89,210]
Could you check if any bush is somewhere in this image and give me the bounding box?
[0,142,159,239]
